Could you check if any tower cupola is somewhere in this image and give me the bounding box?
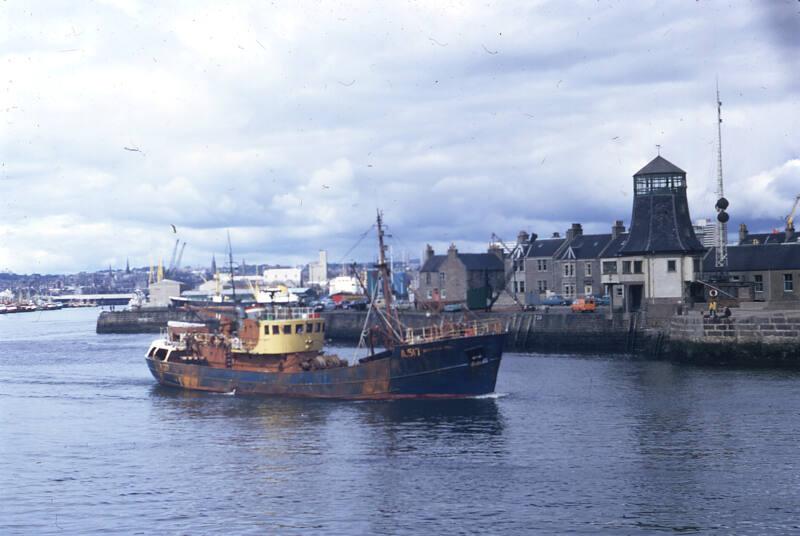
[619,155,705,255]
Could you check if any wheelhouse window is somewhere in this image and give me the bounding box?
[296,324,304,334]
[306,323,313,333]
[282,325,291,334]
[272,325,280,335]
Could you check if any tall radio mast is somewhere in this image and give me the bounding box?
[714,81,729,269]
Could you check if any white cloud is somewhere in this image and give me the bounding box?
[0,0,798,273]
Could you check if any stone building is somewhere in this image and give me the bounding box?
[601,155,705,312]
[417,244,505,309]
[552,223,623,301]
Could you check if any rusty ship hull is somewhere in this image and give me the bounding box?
[146,333,504,399]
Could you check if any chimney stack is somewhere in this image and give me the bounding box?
[611,220,626,239]
[552,232,560,238]
[738,223,748,245]
[517,230,530,245]
[424,244,435,263]
[566,223,583,241]
[447,243,458,259]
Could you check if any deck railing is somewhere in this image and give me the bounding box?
[402,320,505,345]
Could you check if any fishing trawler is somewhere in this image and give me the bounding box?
[145,212,506,399]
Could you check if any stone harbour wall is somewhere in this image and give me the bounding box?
[662,312,800,366]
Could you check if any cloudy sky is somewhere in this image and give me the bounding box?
[1,0,798,274]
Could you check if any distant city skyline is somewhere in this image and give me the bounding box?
[2,1,798,274]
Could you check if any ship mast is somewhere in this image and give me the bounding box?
[714,81,729,270]
[375,210,401,339]
[227,230,237,302]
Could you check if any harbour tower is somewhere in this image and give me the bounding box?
[602,155,705,313]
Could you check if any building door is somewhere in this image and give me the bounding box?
[628,284,643,312]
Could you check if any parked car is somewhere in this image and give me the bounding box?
[442,303,463,313]
[571,297,597,313]
[542,294,568,306]
[593,294,611,306]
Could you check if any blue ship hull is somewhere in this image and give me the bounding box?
[146,333,504,399]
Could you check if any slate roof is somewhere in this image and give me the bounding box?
[599,233,630,258]
[420,253,504,272]
[703,243,800,272]
[619,192,705,254]
[740,231,798,245]
[558,234,614,260]
[523,238,565,258]
[634,155,686,176]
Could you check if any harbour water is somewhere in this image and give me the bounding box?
[2,308,799,534]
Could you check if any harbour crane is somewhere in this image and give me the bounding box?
[174,242,187,272]
[167,239,180,272]
[786,194,800,231]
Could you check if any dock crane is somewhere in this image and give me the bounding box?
[786,194,800,231]
[167,239,180,272]
[174,242,187,272]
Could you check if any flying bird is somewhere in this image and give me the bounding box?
[123,147,141,152]
[481,44,499,55]
[171,224,177,233]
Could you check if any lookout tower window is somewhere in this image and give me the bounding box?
[634,174,686,196]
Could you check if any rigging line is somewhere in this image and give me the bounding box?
[336,224,376,265]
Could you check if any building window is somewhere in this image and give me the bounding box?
[784,274,794,292]
[439,272,446,284]
[563,263,574,277]
[584,285,592,296]
[537,280,548,292]
[426,290,432,299]
[754,274,764,292]
[441,289,447,299]
[425,273,431,285]
[633,261,643,274]
[602,261,617,275]
[519,281,525,293]
[563,284,575,298]
[513,281,518,293]
[730,275,741,282]
[622,261,632,274]
[667,260,677,273]
[585,262,592,277]
[693,258,701,272]
[514,260,524,272]
[615,286,623,297]
[537,259,548,272]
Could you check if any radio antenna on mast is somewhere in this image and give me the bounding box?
[714,79,729,270]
